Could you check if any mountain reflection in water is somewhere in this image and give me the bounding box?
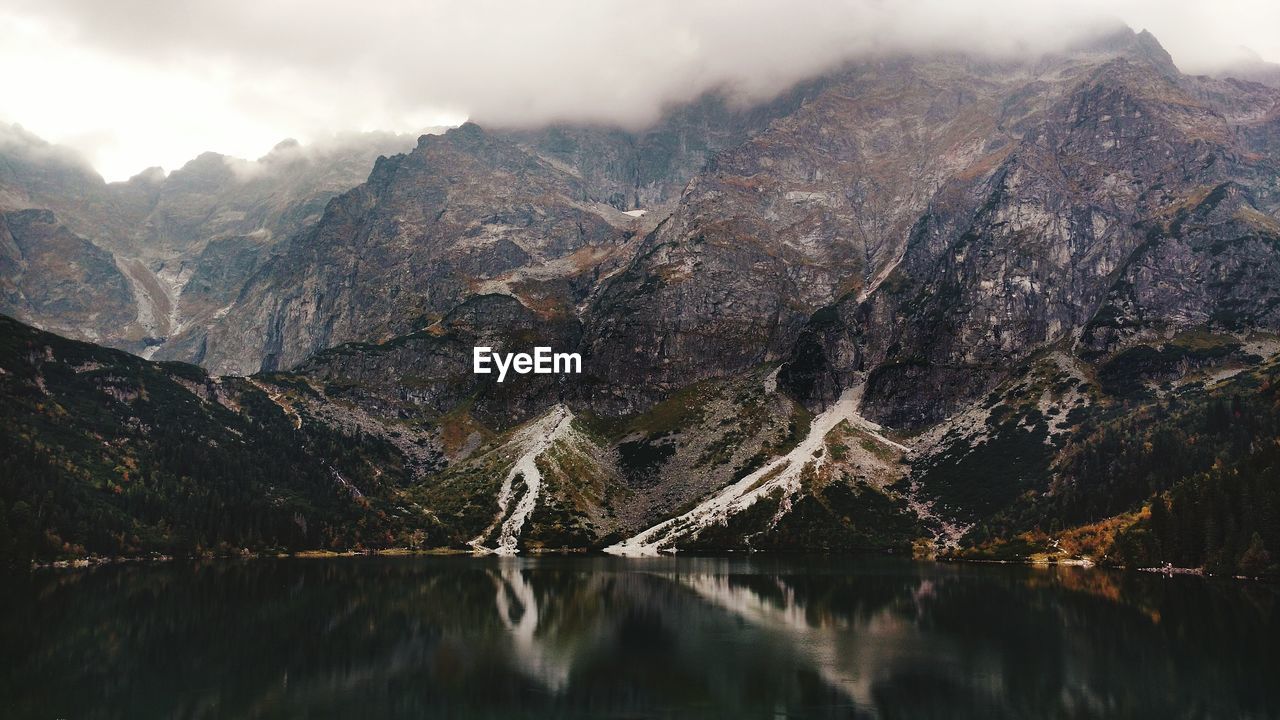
[2,556,1277,718]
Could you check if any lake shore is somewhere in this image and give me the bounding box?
[24,546,1274,582]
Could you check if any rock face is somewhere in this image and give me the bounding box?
[293,293,582,429]
[580,55,1029,410]
[196,88,822,375]
[780,34,1280,428]
[0,210,137,343]
[505,87,825,211]
[199,125,630,374]
[0,127,417,356]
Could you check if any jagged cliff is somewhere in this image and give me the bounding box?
[0,127,417,356]
[781,37,1280,429]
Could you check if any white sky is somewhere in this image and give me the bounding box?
[2,0,1277,182]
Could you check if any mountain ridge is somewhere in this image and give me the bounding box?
[3,27,1279,575]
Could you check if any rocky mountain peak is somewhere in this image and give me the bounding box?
[125,166,167,185]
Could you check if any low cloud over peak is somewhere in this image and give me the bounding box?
[3,0,1278,180]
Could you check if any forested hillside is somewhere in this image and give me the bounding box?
[949,353,1280,576]
[0,315,441,567]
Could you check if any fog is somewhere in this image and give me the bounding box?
[2,0,1277,180]
[0,123,97,173]
[217,131,426,183]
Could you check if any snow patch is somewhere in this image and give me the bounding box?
[762,366,780,394]
[857,249,906,303]
[472,405,574,555]
[606,386,904,556]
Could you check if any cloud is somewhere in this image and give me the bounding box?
[0,123,99,175]
[2,0,1278,180]
[218,131,409,182]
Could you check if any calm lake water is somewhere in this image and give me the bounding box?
[2,556,1278,719]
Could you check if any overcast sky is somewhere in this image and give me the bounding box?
[3,0,1278,182]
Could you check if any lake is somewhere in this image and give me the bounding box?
[2,556,1278,718]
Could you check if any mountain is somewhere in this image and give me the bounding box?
[780,41,1280,427]
[0,127,419,356]
[196,88,823,374]
[2,27,1279,575]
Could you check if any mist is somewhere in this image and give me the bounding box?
[217,131,430,183]
[2,0,1278,180]
[0,123,100,177]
